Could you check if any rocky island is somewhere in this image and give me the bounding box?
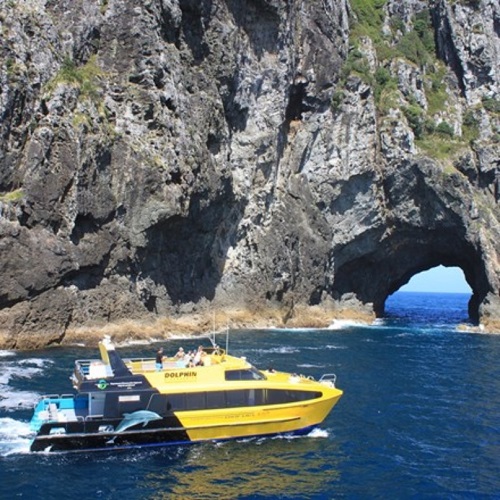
[0,0,498,348]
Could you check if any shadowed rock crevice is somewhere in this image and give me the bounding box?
[136,179,239,305]
[225,0,281,57]
[432,4,467,97]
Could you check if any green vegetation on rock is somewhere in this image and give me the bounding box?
[338,1,496,161]
[349,0,387,39]
[0,189,24,203]
[482,97,500,114]
[343,3,439,113]
[46,55,103,101]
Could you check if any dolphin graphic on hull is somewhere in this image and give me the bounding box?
[115,410,162,433]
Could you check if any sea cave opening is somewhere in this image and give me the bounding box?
[383,265,473,326]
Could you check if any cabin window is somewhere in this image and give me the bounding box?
[148,394,169,414]
[164,388,322,412]
[206,391,225,409]
[226,390,247,407]
[166,393,185,411]
[265,389,322,404]
[248,389,264,406]
[185,392,206,410]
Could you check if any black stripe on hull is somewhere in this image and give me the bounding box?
[31,424,319,454]
[30,415,189,453]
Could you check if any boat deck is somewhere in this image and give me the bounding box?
[30,395,86,431]
[74,346,230,382]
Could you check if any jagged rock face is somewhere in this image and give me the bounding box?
[0,0,499,346]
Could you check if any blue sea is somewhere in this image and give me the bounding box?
[1,292,499,499]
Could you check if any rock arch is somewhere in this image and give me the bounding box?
[325,155,499,325]
[331,224,489,324]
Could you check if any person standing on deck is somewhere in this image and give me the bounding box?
[156,347,164,371]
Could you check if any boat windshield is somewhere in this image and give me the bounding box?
[225,366,267,381]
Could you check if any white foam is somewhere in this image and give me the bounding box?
[0,350,15,358]
[0,418,32,438]
[0,357,51,411]
[307,427,329,438]
[0,388,41,411]
[247,346,300,355]
[269,346,300,354]
[328,319,369,330]
[0,418,33,456]
[114,338,161,347]
[0,358,52,385]
[267,427,330,441]
[19,358,51,369]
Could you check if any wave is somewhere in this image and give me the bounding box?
[244,346,301,355]
[296,363,325,368]
[270,427,330,440]
[0,357,53,385]
[307,428,329,438]
[0,418,32,456]
[328,319,371,330]
[0,388,41,412]
[0,357,52,411]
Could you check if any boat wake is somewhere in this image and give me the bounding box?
[0,418,32,456]
[269,427,330,441]
[219,427,330,447]
[307,428,329,438]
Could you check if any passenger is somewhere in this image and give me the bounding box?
[193,345,204,366]
[187,351,196,367]
[155,347,165,371]
[201,351,211,366]
[175,347,184,359]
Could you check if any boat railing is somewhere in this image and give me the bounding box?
[75,359,92,378]
[204,346,225,356]
[122,356,181,373]
[85,414,104,421]
[124,349,227,374]
[75,359,113,380]
[75,348,228,378]
[319,373,337,387]
[31,394,79,430]
[122,357,156,372]
[34,394,75,408]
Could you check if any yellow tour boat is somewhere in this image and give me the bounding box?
[29,336,343,452]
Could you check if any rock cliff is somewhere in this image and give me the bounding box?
[0,0,499,348]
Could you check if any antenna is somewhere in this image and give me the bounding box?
[208,311,216,348]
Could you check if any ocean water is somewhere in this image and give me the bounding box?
[1,291,499,499]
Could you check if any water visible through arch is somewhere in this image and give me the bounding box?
[397,266,472,294]
[384,266,473,326]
